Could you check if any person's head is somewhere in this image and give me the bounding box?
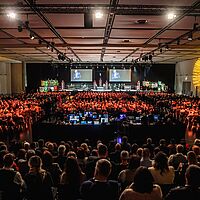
[17,149,26,160]
[176,144,184,153]
[128,155,141,170]
[122,136,128,144]
[94,159,111,179]
[42,150,53,167]
[147,138,152,144]
[24,142,30,150]
[64,156,82,184]
[98,144,108,158]
[67,151,77,158]
[133,166,154,193]
[58,145,66,155]
[115,143,121,151]
[64,156,80,174]
[142,148,150,158]
[3,153,14,168]
[159,139,166,146]
[38,139,44,148]
[153,151,169,174]
[28,155,42,172]
[186,165,200,188]
[120,150,129,162]
[187,151,197,165]
[26,149,35,161]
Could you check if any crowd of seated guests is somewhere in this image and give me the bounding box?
[0,91,200,140]
[1,136,200,199]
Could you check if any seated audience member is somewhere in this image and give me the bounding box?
[165,165,200,200]
[168,144,187,170]
[85,144,117,180]
[119,166,162,200]
[118,155,141,191]
[121,136,131,151]
[54,144,67,170]
[142,138,155,159]
[80,159,119,200]
[24,155,54,200]
[42,150,62,187]
[58,156,86,200]
[119,150,129,171]
[0,153,24,200]
[109,143,121,164]
[157,139,169,156]
[176,150,200,186]
[140,148,153,168]
[148,152,175,185]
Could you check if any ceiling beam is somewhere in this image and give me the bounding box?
[24,0,81,62]
[100,0,119,61]
[0,4,199,16]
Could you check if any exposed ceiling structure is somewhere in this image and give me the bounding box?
[0,0,200,64]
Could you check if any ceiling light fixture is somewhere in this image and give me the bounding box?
[167,12,176,20]
[7,11,17,20]
[95,10,103,19]
[30,31,35,40]
[188,33,193,41]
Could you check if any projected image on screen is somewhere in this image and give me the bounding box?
[71,69,92,82]
[109,69,131,82]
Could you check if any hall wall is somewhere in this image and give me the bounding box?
[175,59,199,96]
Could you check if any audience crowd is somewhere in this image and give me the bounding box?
[0,91,200,199]
[0,136,200,199]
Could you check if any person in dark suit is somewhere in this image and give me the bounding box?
[165,165,200,200]
[85,144,118,180]
[80,159,119,200]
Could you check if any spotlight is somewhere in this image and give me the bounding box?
[188,33,193,41]
[30,31,35,40]
[95,10,103,19]
[167,12,176,20]
[47,43,50,49]
[7,11,17,20]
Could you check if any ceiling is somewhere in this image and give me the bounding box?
[0,0,200,64]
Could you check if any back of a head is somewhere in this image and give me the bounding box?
[187,151,197,164]
[42,151,53,166]
[120,150,129,160]
[186,165,200,188]
[147,138,152,144]
[128,155,141,170]
[3,153,14,168]
[95,159,111,178]
[176,144,184,153]
[65,156,80,174]
[98,144,108,157]
[133,166,154,193]
[142,148,150,158]
[38,139,44,148]
[58,145,66,155]
[154,152,169,173]
[29,155,42,170]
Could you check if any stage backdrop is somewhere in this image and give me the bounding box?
[26,63,175,92]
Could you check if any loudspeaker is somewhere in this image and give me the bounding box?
[84,13,93,28]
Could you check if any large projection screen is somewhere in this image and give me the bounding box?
[109,69,131,82]
[71,69,93,82]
